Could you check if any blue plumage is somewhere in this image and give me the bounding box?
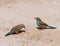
[5,31,13,36]
[47,26,56,29]
[35,17,56,29]
[36,20,41,27]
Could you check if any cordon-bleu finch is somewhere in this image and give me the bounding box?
[5,24,25,36]
[35,17,56,29]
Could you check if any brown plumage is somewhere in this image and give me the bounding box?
[35,17,56,29]
[5,24,25,36]
[35,17,48,26]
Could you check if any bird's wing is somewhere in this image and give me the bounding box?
[42,23,48,26]
[40,22,48,26]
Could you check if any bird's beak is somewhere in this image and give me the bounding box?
[23,26,25,28]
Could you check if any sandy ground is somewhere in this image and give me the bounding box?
[0,0,60,46]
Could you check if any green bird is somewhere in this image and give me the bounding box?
[5,24,25,36]
[35,17,56,29]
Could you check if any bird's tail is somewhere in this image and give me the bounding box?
[47,26,56,29]
[5,32,12,36]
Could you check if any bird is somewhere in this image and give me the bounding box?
[5,24,25,36]
[35,17,56,29]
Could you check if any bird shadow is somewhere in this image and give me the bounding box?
[5,30,25,37]
[36,27,56,30]
[13,30,25,34]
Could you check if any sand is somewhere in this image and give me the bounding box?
[0,0,60,46]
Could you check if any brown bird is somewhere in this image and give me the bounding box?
[5,24,25,36]
[35,17,56,29]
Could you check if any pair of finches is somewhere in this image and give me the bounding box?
[5,17,56,36]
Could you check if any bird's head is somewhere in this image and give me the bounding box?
[35,17,41,21]
[20,24,25,28]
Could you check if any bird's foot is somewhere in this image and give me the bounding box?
[36,27,44,29]
[36,27,42,29]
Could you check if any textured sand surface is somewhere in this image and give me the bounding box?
[0,0,60,46]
